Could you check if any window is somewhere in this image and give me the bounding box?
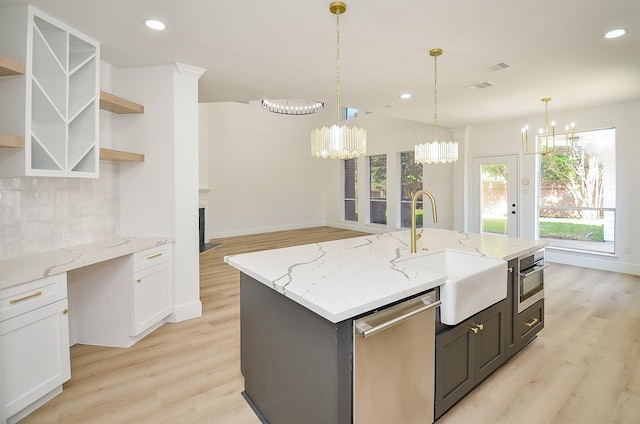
[345,107,359,120]
[343,159,358,221]
[369,154,387,225]
[399,151,423,228]
[538,128,616,253]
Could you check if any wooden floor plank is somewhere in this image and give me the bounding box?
[19,227,640,423]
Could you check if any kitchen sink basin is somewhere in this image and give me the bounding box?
[398,249,507,325]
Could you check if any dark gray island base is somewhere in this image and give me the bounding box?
[240,273,353,424]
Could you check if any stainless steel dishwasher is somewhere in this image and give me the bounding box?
[353,290,440,424]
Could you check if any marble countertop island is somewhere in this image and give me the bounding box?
[225,228,547,323]
[0,237,173,291]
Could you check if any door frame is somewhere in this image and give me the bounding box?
[469,154,519,237]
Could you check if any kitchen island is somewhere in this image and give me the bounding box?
[225,228,546,423]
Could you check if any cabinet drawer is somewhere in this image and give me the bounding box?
[0,274,67,322]
[133,244,172,272]
[516,298,544,342]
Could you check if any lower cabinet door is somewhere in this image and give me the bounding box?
[435,324,475,420]
[131,262,172,336]
[473,301,506,384]
[0,299,70,419]
[435,300,506,420]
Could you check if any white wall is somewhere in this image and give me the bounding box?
[102,62,204,321]
[205,101,329,238]
[465,100,640,274]
[204,102,456,238]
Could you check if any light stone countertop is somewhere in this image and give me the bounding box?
[0,237,173,291]
[225,228,547,323]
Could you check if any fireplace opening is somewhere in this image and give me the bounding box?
[199,207,221,253]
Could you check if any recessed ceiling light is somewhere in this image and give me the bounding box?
[400,93,411,100]
[145,19,166,31]
[604,28,626,39]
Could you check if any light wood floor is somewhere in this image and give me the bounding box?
[20,227,640,424]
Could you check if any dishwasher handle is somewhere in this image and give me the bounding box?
[355,296,441,338]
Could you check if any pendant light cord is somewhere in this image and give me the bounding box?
[336,9,341,126]
[433,53,438,142]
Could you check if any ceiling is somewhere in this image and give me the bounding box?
[1,0,639,128]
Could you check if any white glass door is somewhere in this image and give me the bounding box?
[470,155,518,237]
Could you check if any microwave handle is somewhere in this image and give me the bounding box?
[520,264,550,278]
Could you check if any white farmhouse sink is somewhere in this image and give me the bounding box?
[398,249,507,325]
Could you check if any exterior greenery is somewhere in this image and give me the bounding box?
[482,218,605,242]
[540,144,604,220]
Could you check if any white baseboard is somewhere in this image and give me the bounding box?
[168,301,203,322]
[546,249,640,276]
[208,221,326,240]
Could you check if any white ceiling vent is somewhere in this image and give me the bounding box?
[466,81,495,90]
[479,62,512,73]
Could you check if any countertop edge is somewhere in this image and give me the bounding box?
[0,236,174,291]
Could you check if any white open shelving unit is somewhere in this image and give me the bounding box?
[0,5,145,177]
[25,9,100,177]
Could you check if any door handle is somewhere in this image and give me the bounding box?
[468,323,484,334]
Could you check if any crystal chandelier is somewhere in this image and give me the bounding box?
[261,98,324,115]
[311,1,366,159]
[521,97,575,156]
[415,48,458,164]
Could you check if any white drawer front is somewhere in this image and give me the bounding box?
[0,274,67,322]
[133,244,172,272]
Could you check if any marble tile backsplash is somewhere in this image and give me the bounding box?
[0,162,120,260]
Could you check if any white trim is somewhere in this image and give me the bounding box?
[167,301,203,322]
[327,220,388,235]
[547,249,640,276]
[208,221,327,239]
[199,189,209,208]
[173,63,206,79]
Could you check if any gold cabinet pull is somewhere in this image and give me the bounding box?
[525,317,539,327]
[136,278,142,283]
[468,326,479,334]
[475,323,484,331]
[62,308,69,314]
[508,267,514,273]
[9,291,43,304]
[147,253,162,260]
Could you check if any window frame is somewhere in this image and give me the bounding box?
[398,151,424,228]
[342,158,358,222]
[537,127,616,254]
[368,154,387,225]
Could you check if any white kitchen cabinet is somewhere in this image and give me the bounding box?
[0,5,99,178]
[0,274,70,424]
[131,247,173,335]
[68,244,173,348]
